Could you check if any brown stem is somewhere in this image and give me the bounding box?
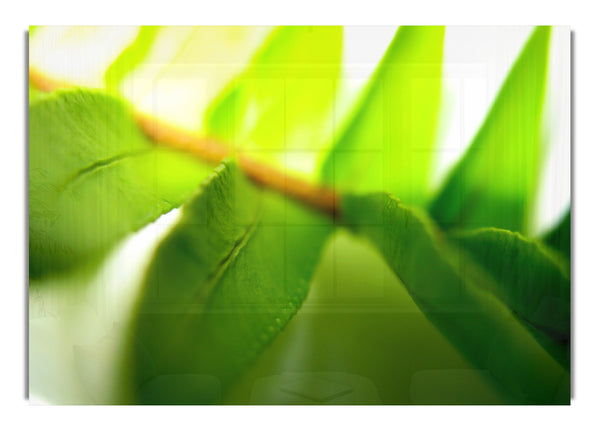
[29,67,71,92]
[29,67,340,217]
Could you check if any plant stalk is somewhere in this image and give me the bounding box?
[29,67,340,217]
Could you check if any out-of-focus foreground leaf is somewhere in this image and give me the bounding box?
[121,161,332,404]
[321,26,444,205]
[29,89,213,277]
[429,27,551,233]
[104,26,160,91]
[343,193,569,403]
[542,209,571,259]
[449,228,570,368]
[222,229,512,404]
[205,26,343,171]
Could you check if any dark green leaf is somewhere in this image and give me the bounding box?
[223,229,512,404]
[429,26,551,233]
[343,193,569,403]
[542,209,571,259]
[29,89,213,277]
[449,227,570,368]
[121,161,333,404]
[321,26,445,205]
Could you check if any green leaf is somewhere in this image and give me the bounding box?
[118,27,271,132]
[28,84,44,103]
[429,26,551,233]
[104,26,160,91]
[320,26,445,205]
[542,209,571,259]
[121,161,333,404]
[205,26,343,163]
[29,89,213,277]
[223,229,512,404]
[342,193,569,403]
[449,228,570,368]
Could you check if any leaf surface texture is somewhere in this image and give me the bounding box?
[29,89,212,277]
[123,161,333,404]
[343,193,569,403]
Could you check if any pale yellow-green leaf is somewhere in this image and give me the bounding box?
[320,26,445,206]
[205,26,343,177]
[118,26,272,132]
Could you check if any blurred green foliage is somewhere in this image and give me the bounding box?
[28,26,570,405]
[321,26,444,205]
[343,193,568,403]
[429,27,551,234]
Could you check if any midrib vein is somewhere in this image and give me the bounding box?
[194,201,264,306]
[62,148,153,191]
[30,67,340,217]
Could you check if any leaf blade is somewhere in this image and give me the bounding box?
[205,26,343,170]
[429,26,551,233]
[542,209,571,259]
[320,26,445,205]
[449,227,570,368]
[117,26,272,132]
[104,26,160,91]
[29,89,212,277]
[122,161,333,404]
[343,193,569,403]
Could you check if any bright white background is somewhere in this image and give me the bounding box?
[1,1,598,430]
